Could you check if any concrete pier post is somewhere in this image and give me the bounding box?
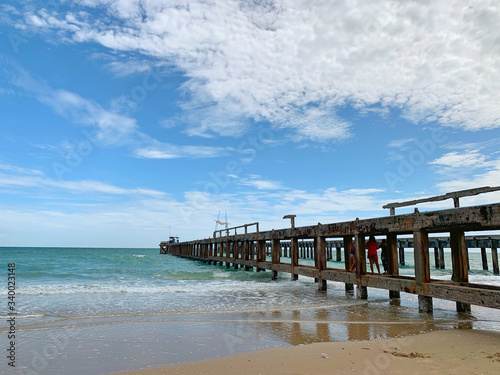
[233,241,239,270]
[399,245,405,266]
[343,236,354,293]
[225,241,230,268]
[244,241,252,271]
[450,229,471,312]
[418,295,433,313]
[256,240,266,272]
[355,234,367,299]
[387,233,400,299]
[492,246,499,275]
[316,236,327,291]
[271,238,280,280]
[438,246,445,269]
[481,247,488,271]
[291,238,299,281]
[414,229,433,313]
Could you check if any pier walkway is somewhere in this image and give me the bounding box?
[162,203,500,313]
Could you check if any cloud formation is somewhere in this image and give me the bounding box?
[431,150,493,171]
[1,56,232,159]
[0,161,165,197]
[12,0,500,141]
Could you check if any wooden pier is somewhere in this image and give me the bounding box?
[161,202,500,313]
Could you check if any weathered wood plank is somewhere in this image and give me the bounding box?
[256,261,272,270]
[294,266,319,279]
[426,283,500,309]
[272,263,292,273]
[383,186,500,210]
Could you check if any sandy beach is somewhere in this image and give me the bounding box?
[112,329,500,375]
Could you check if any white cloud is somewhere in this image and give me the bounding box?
[135,141,232,159]
[0,162,44,176]
[442,139,500,153]
[430,150,493,170]
[436,158,500,192]
[2,57,233,160]
[40,89,139,145]
[15,0,500,141]
[237,175,284,190]
[386,138,418,161]
[388,138,416,149]
[271,187,386,215]
[0,161,388,246]
[434,156,500,206]
[2,57,138,146]
[159,119,177,129]
[0,162,165,198]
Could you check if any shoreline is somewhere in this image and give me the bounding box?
[111,329,500,375]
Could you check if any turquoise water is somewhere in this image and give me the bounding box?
[0,247,296,318]
[1,247,499,320]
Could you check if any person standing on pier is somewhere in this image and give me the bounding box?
[366,235,381,274]
[378,239,388,274]
[350,242,356,272]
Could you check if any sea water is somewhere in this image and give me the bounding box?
[1,247,498,319]
[0,247,499,374]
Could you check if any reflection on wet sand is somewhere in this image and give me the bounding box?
[237,295,483,347]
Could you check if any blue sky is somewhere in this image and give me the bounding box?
[1,0,499,247]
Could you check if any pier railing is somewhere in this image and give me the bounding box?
[162,203,500,313]
[213,222,259,238]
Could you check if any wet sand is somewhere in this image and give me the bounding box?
[112,329,500,375]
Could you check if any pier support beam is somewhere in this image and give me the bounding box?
[418,296,433,313]
[316,236,327,291]
[481,247,488,271]
[336,246,342,262]
[225,241,230,268]
[356,285,368,299]
[492,246,499,275]
[399,245,405,266]
[414,229,433,313]
[271,238,280,280]
[355,234,367,299]
[344,236,354,293]
[244,241,252,271]
[291,238,299,281]
[233,242,239,270]
[450,229,471,313]
[438,246,445,269]
[387,233,400,299]
[256,240,266,272]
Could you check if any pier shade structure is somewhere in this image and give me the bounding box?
[161,199,500,314]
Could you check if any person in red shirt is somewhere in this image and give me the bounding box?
[365,235,381,274]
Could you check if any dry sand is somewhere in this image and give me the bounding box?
[112,329,500,375]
